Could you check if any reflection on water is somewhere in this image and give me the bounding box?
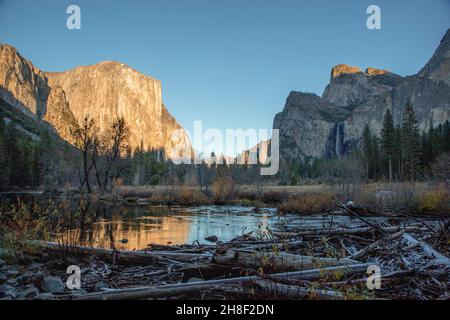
[56,205,278,251]
[0,194,279,251]
[3,194,420,251]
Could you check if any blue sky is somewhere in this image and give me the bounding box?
[0,0,449,154]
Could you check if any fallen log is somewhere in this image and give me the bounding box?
[324,269,415,287]
[335,199,387,234]
[349,230,405,260]
[66,263,371,300]
[213,250,359,272]
[241,240,304,252]
[402,233,450,266]
[32,241,210,266]
[274,226,424,239]
[255,280,344,300]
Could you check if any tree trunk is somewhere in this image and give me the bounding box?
[388,158,393,182]
[213,250,359,272]
[83,150,91,193]
[256,280,343,300]
[66,263,371,300]
[33,241,209,265]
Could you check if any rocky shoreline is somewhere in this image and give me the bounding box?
[0,259,63,300]
[1,205,448,300]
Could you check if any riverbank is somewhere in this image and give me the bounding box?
[114,182,449,216]
[1,183,448,300]
[3,182,448,216]
[0,209,448,300]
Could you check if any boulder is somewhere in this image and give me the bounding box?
[0,285,17,299]
[19,287,40,299]
[36,293,54,300]
[40,276,64,294]
[6,269,20,277]
[204,235,219,243]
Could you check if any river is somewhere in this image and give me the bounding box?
[1,193,434,252]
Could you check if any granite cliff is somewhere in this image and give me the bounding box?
[273,29,450,161]
[0,44,191,159]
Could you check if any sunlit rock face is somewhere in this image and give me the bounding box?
[365,67,391,76]
[43,86,78,144]
[274,29,450,161]
[330,64,362,80]
[0,44,192,159]
[322,70,402,107]
[0,44,49,118]
[45,61,192,158]
[273,92,349,160]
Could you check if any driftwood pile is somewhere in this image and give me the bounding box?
[28,202,449,300]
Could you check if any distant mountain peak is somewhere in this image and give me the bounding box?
[273,29,450,161]
[419,28,450,85]
[0,44,191,160]
[330,64,362,80]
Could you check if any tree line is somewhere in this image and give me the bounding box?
[283,102,450,185]
[1,100,449,192]
[362,102,450,182]
[0,118,79,190]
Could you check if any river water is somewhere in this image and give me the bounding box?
[2,193,431,251]
[58,205,280,251]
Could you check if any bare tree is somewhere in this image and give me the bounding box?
[71,117,97,193]
[103,117,129,191]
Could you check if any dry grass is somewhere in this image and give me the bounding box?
[178,187,210,205]
[418,184,450,214]
[115,182,448,215]
[344,182,449,214]
[278,192,334,214]
[117,185,210,205]
[237,184,327,195]
[212,176,235,204]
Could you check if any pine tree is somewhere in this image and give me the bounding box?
[381,109,396,181]
[4,124,21,186]
[0,119,9,188]
[443,121,450,152]
[371,135,380,180]
[394,125,403,180]
[362,125,373,179]
[401,101,421,181]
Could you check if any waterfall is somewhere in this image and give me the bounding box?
[335,123,341,156]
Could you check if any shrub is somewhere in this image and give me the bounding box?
[211,176,235,203]
[149,192,171,204]
[418,185,449,214]
[0,201,50,262]
[177,187,209,205]
[261,191,288,204]
[353,190,383,212]
[278,192,334,214]
[112,178,124,187]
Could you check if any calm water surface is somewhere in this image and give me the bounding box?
[2,193,421,251]
[57,205,280,250]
